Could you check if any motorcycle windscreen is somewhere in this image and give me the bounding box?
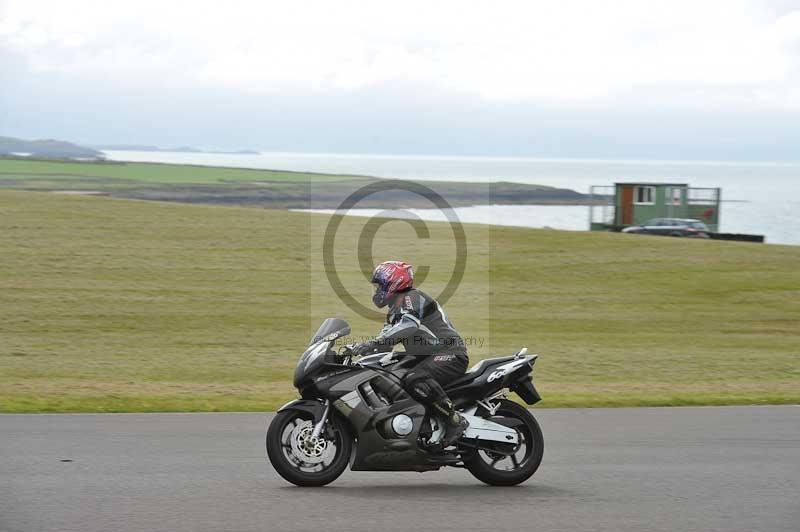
[294,341,330,386]
[308,318,351,346]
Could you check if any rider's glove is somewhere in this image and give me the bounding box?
[351,341,380,357]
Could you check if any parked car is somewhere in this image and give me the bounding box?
[622,218,711,238]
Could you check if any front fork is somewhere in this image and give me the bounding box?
[310,399,331,440]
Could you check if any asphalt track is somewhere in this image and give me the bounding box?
[1,406,798,532]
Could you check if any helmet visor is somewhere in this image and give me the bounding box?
[372,282,389,308]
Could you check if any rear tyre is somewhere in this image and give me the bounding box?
[465,400,544,486]
[266,410,352,487]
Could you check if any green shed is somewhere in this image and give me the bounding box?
[590,182,721,232]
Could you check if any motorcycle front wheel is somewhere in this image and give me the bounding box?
[266,409,352,487]
[465,399,544,486]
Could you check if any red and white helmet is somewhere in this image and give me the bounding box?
[371,261,414,308]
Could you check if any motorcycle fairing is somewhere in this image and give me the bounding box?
[447,355,539,406]
[326,363,522,471]
[328,368,436,471]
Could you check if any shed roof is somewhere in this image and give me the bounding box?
[614,182,689,187]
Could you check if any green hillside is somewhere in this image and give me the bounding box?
[0,157,358,184]
[1,190,798,412]
[0,157,591,209]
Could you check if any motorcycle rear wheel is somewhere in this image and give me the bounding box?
[465,400,544,486]
[266,410,352,487]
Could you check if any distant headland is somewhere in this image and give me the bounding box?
[0,136,104,159]
[94,144,260,155]
[0,135,260,159]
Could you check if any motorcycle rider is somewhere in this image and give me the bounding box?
[351,260,469,447]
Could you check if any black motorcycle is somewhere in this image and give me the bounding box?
[266,318,544,486]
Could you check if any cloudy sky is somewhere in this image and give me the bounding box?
[1,0,799,159]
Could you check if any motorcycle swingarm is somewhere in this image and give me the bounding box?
[461,412,519,445]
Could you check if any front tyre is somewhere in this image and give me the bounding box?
[465,400,544,486]
[266,410,352,487]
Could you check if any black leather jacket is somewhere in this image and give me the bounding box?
[375,289,466,356]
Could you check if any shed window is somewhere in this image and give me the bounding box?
[634,186,655,204]
[665,187,682,205]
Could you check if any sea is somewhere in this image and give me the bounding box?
[102,150,800,246]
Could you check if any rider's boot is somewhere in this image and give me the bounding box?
[432,398,469,447]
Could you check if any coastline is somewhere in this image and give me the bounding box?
[0,156,598,209]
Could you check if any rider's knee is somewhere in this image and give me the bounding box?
[402,372,444,403]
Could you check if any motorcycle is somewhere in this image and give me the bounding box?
[266,318,544,486]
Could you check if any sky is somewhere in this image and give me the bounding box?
[1,0,799,159]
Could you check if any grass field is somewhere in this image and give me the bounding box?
[0,157,360,184]
[0,157,592,209]
[1,189,798,412]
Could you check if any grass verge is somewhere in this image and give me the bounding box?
[1,190,798,411]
